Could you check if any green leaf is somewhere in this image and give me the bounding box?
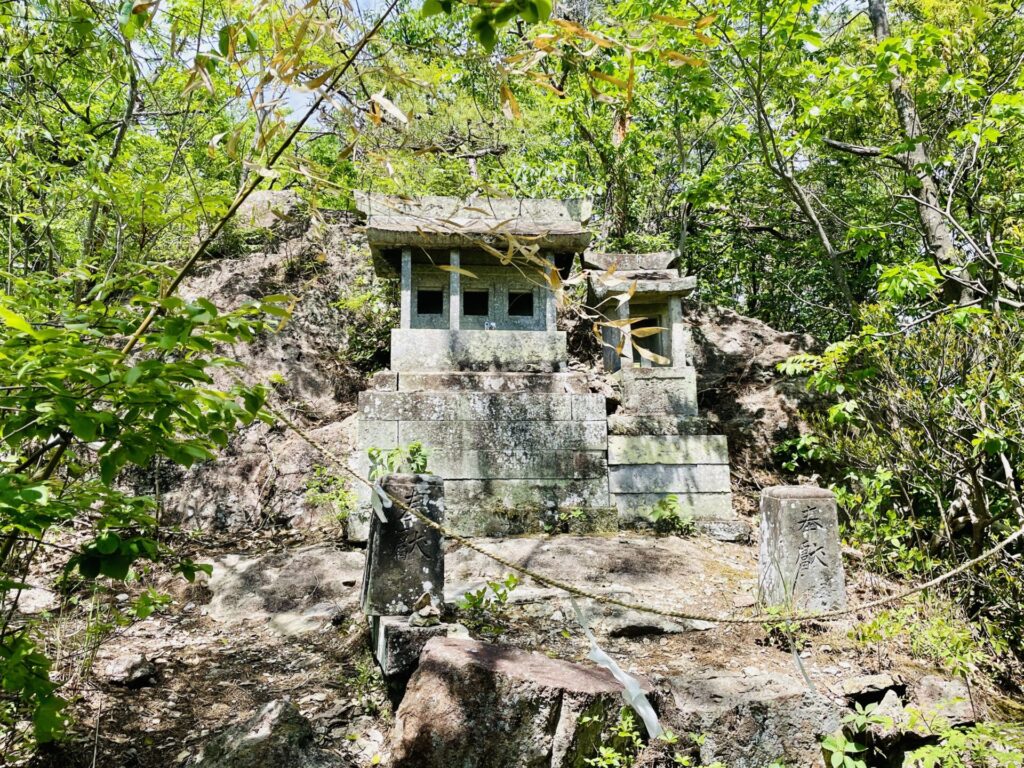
[94,531,121,555]
[0,307,39,338]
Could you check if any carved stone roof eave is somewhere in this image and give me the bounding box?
[590,275,697,301]
[354,192,594,276]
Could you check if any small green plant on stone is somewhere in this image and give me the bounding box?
[367,442,429,481]
[583,707,644,768]
[820,731,868,768]
[759,604,809,650]
[456,573,519,637]
[305,464,357,522]
[648,495,695,536]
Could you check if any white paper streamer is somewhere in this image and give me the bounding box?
[370,482,391,523]
[571,598,663,739]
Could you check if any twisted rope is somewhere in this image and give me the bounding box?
[257,393,1024,626]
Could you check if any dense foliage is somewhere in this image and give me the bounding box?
[2,0,1024,759]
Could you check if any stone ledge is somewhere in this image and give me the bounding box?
[608,435,729,465]
[397,371,589,394]
[607,414,710,436]
[613,491,734,522]
[608,464,731,494]
[391,328,567,373]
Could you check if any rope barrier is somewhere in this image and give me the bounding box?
[254,390,1024,627]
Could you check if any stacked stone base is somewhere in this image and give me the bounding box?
[352,371,612,539]
[609,367,736,532]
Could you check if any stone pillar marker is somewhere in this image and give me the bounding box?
[361,474,445,616]
[758,486,846,613]
[399,248,412,328]
[448,248,461,331]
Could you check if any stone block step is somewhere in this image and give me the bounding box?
[607,414,709,436]
[608,463,731,494]
[398,420,607,453]
[607,435,728,465]
[358,391,604,423]
[391,328,567,373]
[613,491,734,522]
[397,371,589,394]
[428,449,607,480]
[620,367,697,416]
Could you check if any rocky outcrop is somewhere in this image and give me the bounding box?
[665,669,841,767]
[389,636,646,768]
[685,305,821,509]
[188,700,341,768]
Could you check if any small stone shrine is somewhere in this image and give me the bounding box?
[758,486,846,612]
[351,194,740,539]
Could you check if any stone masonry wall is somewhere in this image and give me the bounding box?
[351,371,612,539]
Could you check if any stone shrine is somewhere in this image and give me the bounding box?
[350,194,739,539]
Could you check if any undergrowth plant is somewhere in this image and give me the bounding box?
[456,573,519,637]
[367,442,430,481]
[305,464,357,523]
[648,495,696,536]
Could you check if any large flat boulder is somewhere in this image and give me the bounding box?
[207,544,364,634]
[389,637,643,767]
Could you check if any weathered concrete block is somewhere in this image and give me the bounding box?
[397,371,589,394]
[360,474,445,616]
[607,414,709,436]
[390,328,567,372]
[446,478,611,535]
[372,615,448,679]
[607,435,728,465]
[458,392,572,421]
[358,391,459,421]
[571,393,606,421]
[357,419,398,450]
[613,492,734,523]
[620,367,697,415]
[398,421,463,451]
[369,371,398,391]
[608,463,731,494]
[461,420,607,451]
[758,486,846,613]
[429,450,607,480]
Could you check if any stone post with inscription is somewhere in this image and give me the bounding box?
[361,473,445,616]
[361,473,447,702]
[758,486,846,613]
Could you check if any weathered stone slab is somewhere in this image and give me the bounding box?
[428,450,607,480]
[619,367,698,415]
[608,463,731,494]
[360,474,445,616]
[391,328,567,372]
[397,421,463,451]
[607,435,728,465]
[584,251,676,271]
[457,392,573,421]
[372,615,448,679]
[461,420,607,451]
[368,371,398,391]
[357,419,398,450]
[757,486,846,613]
[397,371,589,394]
[446,478,611,535]
[665,669,842,768]
[389,637,648,768]
[613,492,734,522]
[358,391,458,421]
[571,393,606,421]
[607,414,709,436]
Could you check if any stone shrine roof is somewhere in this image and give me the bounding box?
[354,193,593,273]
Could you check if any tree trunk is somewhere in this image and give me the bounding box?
[867,0,969,303]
